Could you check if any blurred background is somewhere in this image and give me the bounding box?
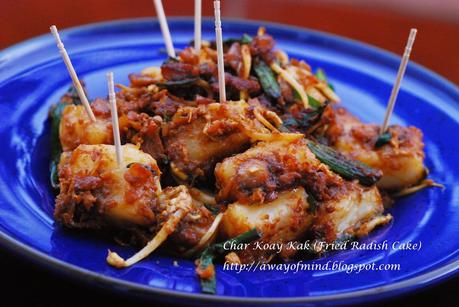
[0,0,458,83]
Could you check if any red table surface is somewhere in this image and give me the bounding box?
[1,0,458,85]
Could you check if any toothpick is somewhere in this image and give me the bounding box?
[50,25,96,122]
[152,0,176,58]
[214,0,226,102]
[106,72,123,166]
[194,0,202,55]
[380,28,417,134]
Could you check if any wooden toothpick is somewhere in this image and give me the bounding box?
[153,0,176,58]
[106,72,123,166]
[380,28,417,134]
[214,0,226,102]
[194,0,202,55]
[50,25,96,122]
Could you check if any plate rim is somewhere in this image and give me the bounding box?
[0,17,458,304]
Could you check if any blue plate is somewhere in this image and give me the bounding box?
[0,18,458,305]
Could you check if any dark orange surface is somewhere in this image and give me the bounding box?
[0,0,458,84]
